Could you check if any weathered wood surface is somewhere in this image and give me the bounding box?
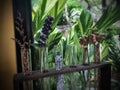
[14,62,110,81]
[14,62,111,90]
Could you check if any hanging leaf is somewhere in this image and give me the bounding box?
[32,0,66,35]
[74,9,94,37]
[47,31,64,51]
[95,5,120,32]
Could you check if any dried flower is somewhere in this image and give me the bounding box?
[38,16,54,47]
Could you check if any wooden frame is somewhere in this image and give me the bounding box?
[14,62,111,90]
[13,1,111,90]
[13,0,33,73]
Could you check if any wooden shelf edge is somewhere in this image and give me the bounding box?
[14,62,110,81]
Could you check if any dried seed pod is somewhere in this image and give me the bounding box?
[38,16,54,47]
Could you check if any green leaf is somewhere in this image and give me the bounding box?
[101,46,109,60]
[32,0,67,39]
[78,9,94,36]
[95,5,120,32]
[47,31,64,51]
[41,0,47,17]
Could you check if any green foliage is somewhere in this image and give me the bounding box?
[95,5,120,32]
[32,0,67,38]
[32,0,57,34]
[78,9,94,36]
[67,0,81,7]
[109,47,120,72]
[47,31,64,51]
[103,31,120,72]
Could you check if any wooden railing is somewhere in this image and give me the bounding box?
[13,62,111,90]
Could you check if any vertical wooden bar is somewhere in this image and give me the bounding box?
[13,0,32,73]
[99,63,111,90]
[13,0,33,89]
[13,77,20,90]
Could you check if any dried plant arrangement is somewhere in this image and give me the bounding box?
[79,36,89,65]
[12,11,31,74]
[35,16,54,72]
[31,16,54,90]
[79,28,105,65]
[79,28,105,89]
[89,29,105,64]
[12,11,32,90]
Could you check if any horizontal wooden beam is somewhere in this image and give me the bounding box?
[14,62,110,81]
[14,62,111,90]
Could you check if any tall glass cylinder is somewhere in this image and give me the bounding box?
[38,47,51,90]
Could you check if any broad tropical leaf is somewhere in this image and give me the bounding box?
[95,5,120,32]
[75,9,94,37]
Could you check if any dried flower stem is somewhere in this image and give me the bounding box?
[12,11,32,90]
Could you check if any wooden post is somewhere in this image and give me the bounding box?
[13,81,19,90]
[13,76,20,90]
[99,63,111,90]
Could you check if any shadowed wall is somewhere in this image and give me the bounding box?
[0,0,17,90]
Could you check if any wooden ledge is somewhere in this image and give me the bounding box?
[14,62,110,81]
